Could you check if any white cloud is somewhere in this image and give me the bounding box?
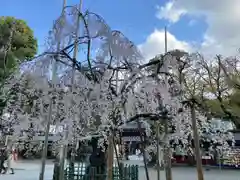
[155,0,240,56]
[138,29,191,60]
[188,19,197,26]
[156,2,187,23]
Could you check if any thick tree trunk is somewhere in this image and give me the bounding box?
[137,120,150,180]
[88,138,106,179]
[190,104,204,180]
[107,135,114,180]
[164,121,172,180]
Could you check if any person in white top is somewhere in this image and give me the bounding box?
[5,149,14,174]
[135,148,141,156]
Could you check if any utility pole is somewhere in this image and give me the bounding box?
[39,1,67,180]
[58,1,83,180]
[163,26,172,180]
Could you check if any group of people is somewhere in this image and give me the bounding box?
[0,147,15,174]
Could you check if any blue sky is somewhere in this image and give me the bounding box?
[0,0,208,57]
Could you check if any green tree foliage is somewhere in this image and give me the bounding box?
[0,16,37,80]
[0,16,38,114]
[205,92,240,128]
[0,16,37,61]
[148,50,240,128]
[0,51,15,82]
[197,55,240,128]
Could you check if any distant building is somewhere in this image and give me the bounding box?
[119,121,149,142]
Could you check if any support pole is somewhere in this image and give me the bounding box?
[58,1,83,180]
[107,45,120,180]
[39,1,66,180]
[164,26,167,54]
[156,123,161,180]
[163,26,172,180]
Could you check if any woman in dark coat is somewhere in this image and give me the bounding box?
[0,148,7,174]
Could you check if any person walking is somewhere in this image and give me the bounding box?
[0,148,7,174]
[6,149,14,174]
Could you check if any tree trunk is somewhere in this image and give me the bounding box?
[107,135,114,180]
[190,104,204,180]
[137,120,150,180]
[88,138,106,179]
[164,121,172,180]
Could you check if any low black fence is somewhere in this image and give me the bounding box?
[53,161,139,180]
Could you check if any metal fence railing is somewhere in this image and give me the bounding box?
[53,161,139,180]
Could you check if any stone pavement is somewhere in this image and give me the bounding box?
[1,160,239,180]
[0,162,54,180]
[139,167,240,180]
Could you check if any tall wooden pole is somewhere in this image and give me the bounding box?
[163,26,172,180]
[38,1,67,180]
[58,1,83,180]
[164,26,167,55]
[70,0,83,161]
[156,122,161,180]
[190,103,204,180]
[107,51,119,180]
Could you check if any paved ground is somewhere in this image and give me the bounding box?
[1,160,239,180]
[139,167,240,180]
[0,162,53,180]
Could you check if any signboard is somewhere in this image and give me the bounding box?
[122,136,141,142]
[49,125,64,134]
[121,128,146,142]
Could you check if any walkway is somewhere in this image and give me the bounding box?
[1,160,239,180]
